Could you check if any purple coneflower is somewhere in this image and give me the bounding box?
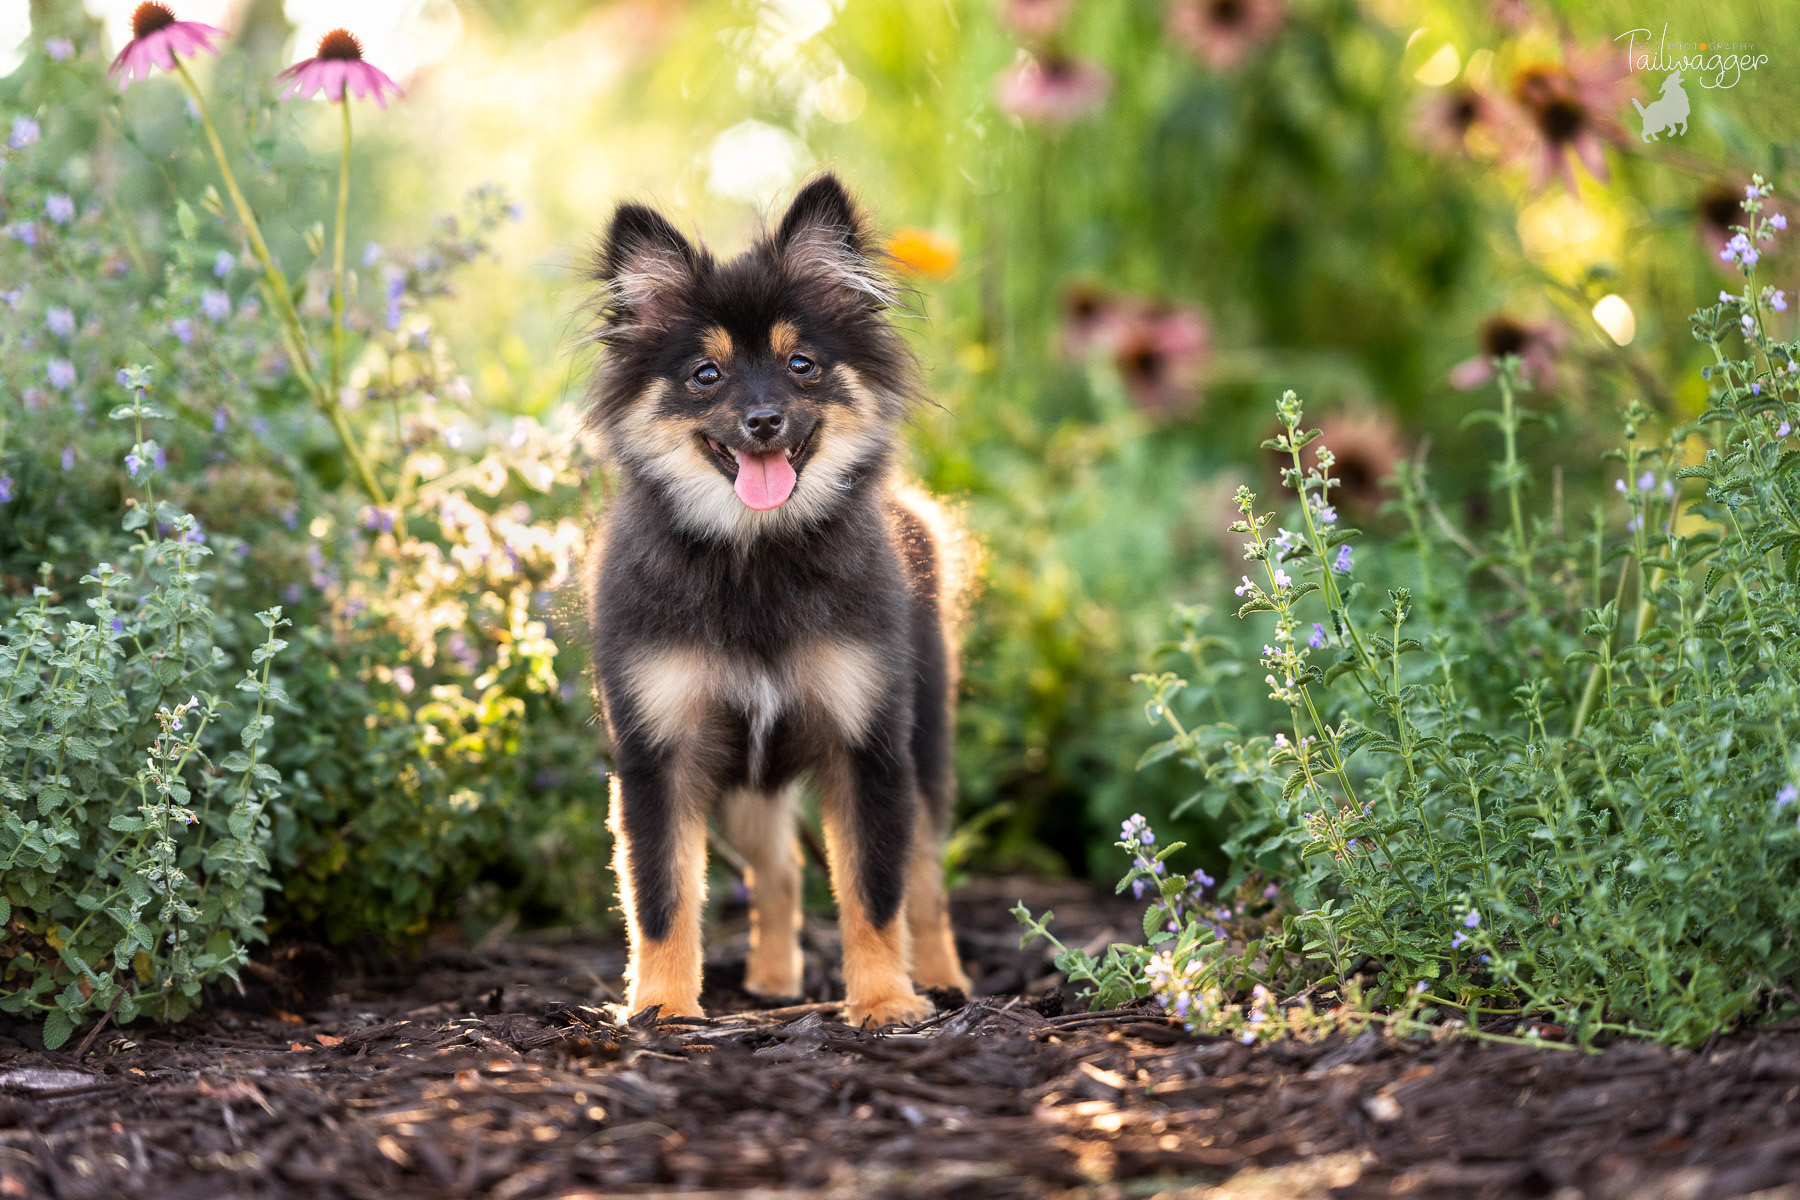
[996,54,1110,124]
[108,3,226,93]
[1002,0,1073,38]
[278,29,402,107]
[1058,281,1119,358]
[1414,84,1500,157]
[1167,0,1285,71]
[1504,45,1633,193]
[1450,314,1563,391]
[1313,409,1408,518]
[1109,303,1211,418]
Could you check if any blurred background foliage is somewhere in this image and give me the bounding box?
[2,0,1797,945]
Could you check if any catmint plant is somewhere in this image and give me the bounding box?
[1066,175,1800,1048]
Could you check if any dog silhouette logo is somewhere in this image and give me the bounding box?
[1633,70,1690,140]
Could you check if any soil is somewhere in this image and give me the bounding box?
[4,876,1800,1199]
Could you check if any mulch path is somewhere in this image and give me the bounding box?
[4,877,1800,1199]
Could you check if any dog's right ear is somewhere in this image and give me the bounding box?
[596,204,698,339]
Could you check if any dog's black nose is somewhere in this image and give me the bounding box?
[744,408,784,440]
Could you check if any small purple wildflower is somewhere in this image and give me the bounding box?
[1772,291,1789,313]
[46,359,75,390]
[1,290,22,310]
[1778,784,1798,809]
[213,250,235,278]
[1638,470,1655,491]
[1772,214,1789,231]
[1332,544,1353,573]
[1309,622,1326,649]
[1742,314,1758,337]
[124,453,144,478]
[1234,575,1254,597]
[44,193,74,225]
[362,241,383,266]
[45,306,74,338]
[1721,232,1760,267]
[361,505,395,533]
[200,289,231,323]
[111,618,124,633]
[9,116,39,149]
[0,476,12,503]
[172,318,194,345]
[1779,421,1792,438]
[9,222,38,247]
[46,38,73,61]
[1720,291,1736,304]
[1271,568,1292,589]
[385,272,405,331]
[1463,911,1481,929]
[213,405,228,433]
[1451,932,1468,950]
[60,446,75,471]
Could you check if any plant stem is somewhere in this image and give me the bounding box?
[173,61,386,506]
[331,96,351,406]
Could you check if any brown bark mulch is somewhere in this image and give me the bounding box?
[3,877,1800,1199]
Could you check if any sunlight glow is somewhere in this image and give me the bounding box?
[1593,294,1636,346]
[1414,43,1461,86]
[707,120,812,207]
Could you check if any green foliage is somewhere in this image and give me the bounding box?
[0,377,289,1041]
[0,20,608,1001]
[1081,180,1800,1046]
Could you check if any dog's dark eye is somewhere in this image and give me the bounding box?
[692,362,721,387]
[787,354,815,377]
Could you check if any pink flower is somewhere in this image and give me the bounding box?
[1503,44,1635,193]
[996,54,1111,124]
[1002,0,1074,38]
[1167,0,1286,71]
[1450,315,1563,391]
[1413,85,1501,157]
[107,3,226,92]
[278,28,402,107]
[1109,302,1212,418]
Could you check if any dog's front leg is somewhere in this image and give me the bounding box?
[819,738,933,1028]
[607,743,709,1019]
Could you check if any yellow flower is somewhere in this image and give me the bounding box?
[885,228,959,279]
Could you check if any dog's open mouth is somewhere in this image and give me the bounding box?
[703,432,813,511]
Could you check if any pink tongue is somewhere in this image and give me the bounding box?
[733,449,797,510]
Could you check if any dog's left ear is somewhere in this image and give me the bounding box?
[773,174,894,310]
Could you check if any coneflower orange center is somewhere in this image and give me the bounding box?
[316,28,364,62]
[131,2,177,39]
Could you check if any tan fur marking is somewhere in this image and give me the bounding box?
[720,784,805,998]
[608,773,708,1018]
[791,640,884,744]
[817,758,932,1027]
[769,319,799,358]
[618,647,716,748]
[701,325,734,364]
[905,805,972,992]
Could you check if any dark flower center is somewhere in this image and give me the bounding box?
[1515,69,1587,143]
[1699,184,1741,233]
[316,28,364,62]
[1209,0,1246,26]
[1122,344,1164,382]
[131,2,177,39]
[1481,317,1529,358]
[1449,92,1480,130]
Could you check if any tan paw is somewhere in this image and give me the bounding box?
[742,971,804,1000]
[845,990,934,1028]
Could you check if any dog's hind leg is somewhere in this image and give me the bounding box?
[818,741,934,1028]
[905,808,972,993]
[608,748,710,1019]
[719,782,806,999]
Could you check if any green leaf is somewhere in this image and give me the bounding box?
[42,1009,74,1050]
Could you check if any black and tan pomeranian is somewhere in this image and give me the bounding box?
[584,175,972,1026]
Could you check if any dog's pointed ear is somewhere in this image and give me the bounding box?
[773,174,895,310]
[596,203,698,338]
